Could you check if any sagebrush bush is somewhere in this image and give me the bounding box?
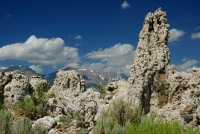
[34,82,51,99]
[12,117,32,134]
[94,83,107,98]
[12,82,50,120]
[0,110,12,134]
[0,110,42,134]
[13,95,46,120]
[93,99,142,134]
[59,115,72,126]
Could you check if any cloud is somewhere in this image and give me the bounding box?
[0,35,80,68]
[0,66,7,70]
[81,63,106,71]
[195,26,200,31]
[191,32,200,39]
[74,35,82,40]
[169,28,185,42]
[29,65,43,74]
[85,43,134,75]
[121,1,130,9]
[171,58,198,72]
[65,62,79,68]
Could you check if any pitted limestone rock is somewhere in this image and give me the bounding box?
[150,67,200,127]
[46,70,108,133]
[29,75,48,90]
[0,72,12,103]
[47,70,86,116]
[4,71,31,108]
[128,8,170,113]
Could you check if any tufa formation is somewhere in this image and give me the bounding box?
[1,8,200,133]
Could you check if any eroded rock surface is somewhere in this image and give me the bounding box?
[29,75,48,90]
[32,116,56,133]
[0,72,12,103]
[47,70,86,116]
[150,67,200,127]
[47,70,108,133]
[128,8,170,113]
[4,71,31,108]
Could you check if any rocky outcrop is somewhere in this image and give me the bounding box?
[150,67,200,127]
[108,8,200,128]
[128,8,170,113]
[0,72,12,103]
[4,71,31,108]
[47,70,86,116]
[46,70,108,133]
[29,75,48,90]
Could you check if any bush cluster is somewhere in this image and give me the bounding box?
[13,82,51,120]
[94,83,107,98]
[0,82,52,134]
[0,109,37,134]
[93,99,142,134]
[93,99,200,134]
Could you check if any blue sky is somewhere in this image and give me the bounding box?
[0,0,200,75]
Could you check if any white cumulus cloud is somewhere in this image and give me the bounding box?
[74,35,82,40]
[85,43,134,75]
[121,1,130,9]
[171,58,198,72]
[191,32,200,39]
[169,28,185,42]
[0,35,80,68]
[29,65,43,74]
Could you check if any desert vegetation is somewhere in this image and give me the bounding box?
[0,82,51,134]
[93,99,199,134]
[93,83,107,98]
[12,83,51,120]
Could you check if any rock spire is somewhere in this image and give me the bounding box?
[128,8,170,113]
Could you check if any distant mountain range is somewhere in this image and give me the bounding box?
[1,66,128,88]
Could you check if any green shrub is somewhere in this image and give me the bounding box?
[0,110,12,134]
[35,82,51,99]
[94,84,107,98]
[13,117,32,134]
[74,111,84,122]
[13,96,47,120]
[0,102,5,110]
[128,115,182,134]
[93,99,141,134]
[59,111,84,127]
[185,126,200,134]
[59,115,72,126]
[12,82,50,120]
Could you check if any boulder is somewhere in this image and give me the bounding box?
[32,116,56,133]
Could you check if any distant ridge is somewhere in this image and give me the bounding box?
[1,66,128,88]
[2,65,40,78]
